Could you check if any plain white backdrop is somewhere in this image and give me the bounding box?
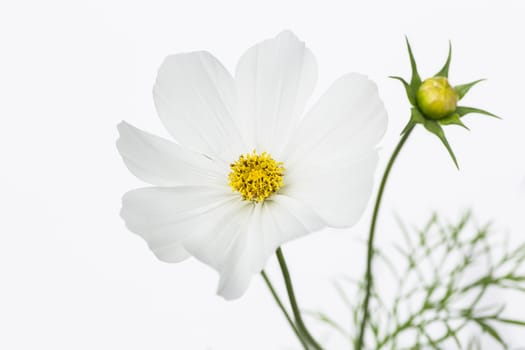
[1,0,525,349]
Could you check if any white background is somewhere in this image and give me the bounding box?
[1,0,525,349]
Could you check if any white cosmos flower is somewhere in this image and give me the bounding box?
[117,31,387,300]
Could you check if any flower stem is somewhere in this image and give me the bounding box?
[261,270,309,350]
[276,247,324,350]
[355,125,415,350]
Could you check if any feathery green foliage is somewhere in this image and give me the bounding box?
[309,212,525,349]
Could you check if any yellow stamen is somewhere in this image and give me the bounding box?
[228,150,285,202]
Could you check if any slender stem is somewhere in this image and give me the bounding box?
[355,125,415,350]
[276,247,324,350]
[261,270,309,350]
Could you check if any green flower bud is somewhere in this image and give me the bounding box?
[394,38,500,169]
[416,77,458,120]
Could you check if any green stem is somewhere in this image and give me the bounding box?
[355,125,415,350]
[276,247,324,350]
[261,270,309,350]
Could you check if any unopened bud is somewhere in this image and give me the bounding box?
[416,77,458,120]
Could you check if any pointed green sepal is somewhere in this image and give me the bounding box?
[423,119,460,169]
[455,79,486,100]
[400,108,427,135]
[405,37,421,92]
[390,76,416,105]
[411,107,426,123]
[456,106,501,119]
[439,113,470,130]
[400,108,426,135]
[434,41,452,78]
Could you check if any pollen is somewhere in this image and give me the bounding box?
[228,151,285,202]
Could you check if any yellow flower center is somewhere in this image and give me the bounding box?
[228,151,285,202]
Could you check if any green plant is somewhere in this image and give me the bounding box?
[311,212,525,349]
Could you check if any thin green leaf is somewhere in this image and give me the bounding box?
[435,40,452,78]
[439,113,470,130]
[474,319,508,348]
[305,310,351,340]
[390,75,416,105]
[494,318,525,327]
[455,79,485,100]
[423,119,460,169]
[333,281,353,311]
[456,106,501,119]
[405,36,421,91]
[445,323,462,348]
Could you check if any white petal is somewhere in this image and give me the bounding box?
[283,152,379,227]
[153,243,191,263]
[121,185,266,300]
[116,122,227,186]
[263,194,326,251]
[215,204,261,300]
[121,184,325,300]
[280,73,386,227]
[178,197,254,272]
[153,51,243,162]
[283,73,387,167]
[120,186,239,262]
[235,30,317,158]
[217,195,325,300]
